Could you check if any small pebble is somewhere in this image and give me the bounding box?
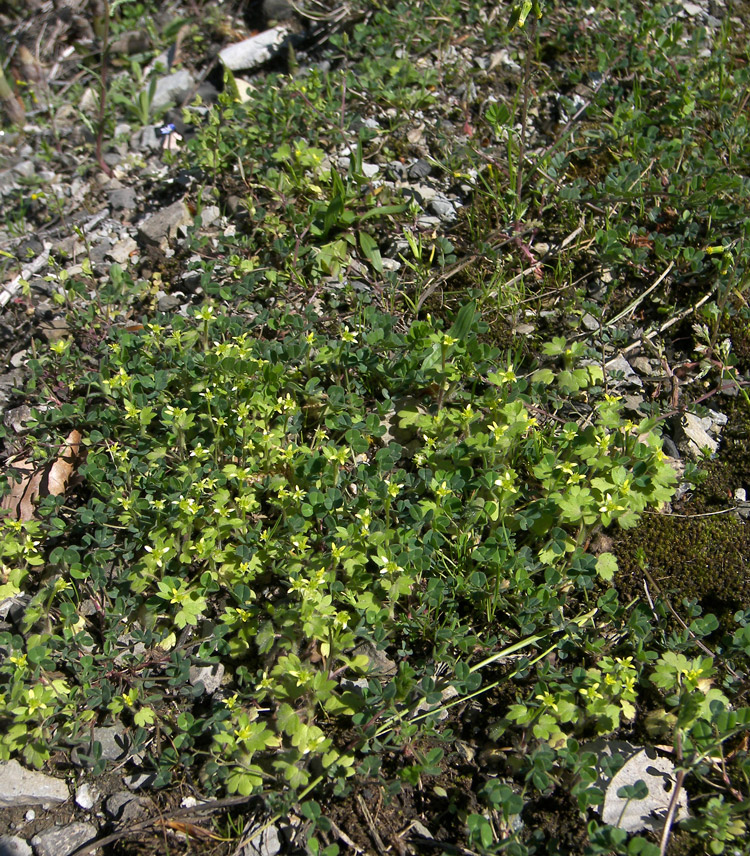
[75,783,96,811]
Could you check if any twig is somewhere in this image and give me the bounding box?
[515,17,536,208]
[605,261,675,328]
[329,818,365,854]
[356,793,387,855]
[645,506,741,519]
[415,221,585,313]
[0,243,51,308]
[610,282,719,361]
[69,794,262,856]
[94,0,113,178]
[659,737,686,856]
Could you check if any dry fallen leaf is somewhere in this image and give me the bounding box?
[1,430,82,521]
[161,820,221,841]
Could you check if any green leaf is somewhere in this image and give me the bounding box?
[358,203,409,221]
[450,300,476,341]
[531,368,555,385]
[359,231,383,273]
[322,194,345,236]
[277,703,303,737]
[596,552,618,581]
[134,706,156,727]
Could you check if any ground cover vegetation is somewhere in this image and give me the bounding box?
[1,0,750,853]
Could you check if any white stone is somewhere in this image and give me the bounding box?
[198,205,221,227]
[107,237,138,265]
[242,822,281,856]
[219,27,291,71]
[678,412,719,458]
[75,783,96,810]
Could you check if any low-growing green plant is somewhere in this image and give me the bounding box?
[4,0,750,850]
[0,297,677,798]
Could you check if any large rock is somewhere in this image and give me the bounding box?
[92,724,129,761]
[219,27,291,71]
[0,835,32,856]
[137,200,193,250]
[150,70,195,112]
[0,761,68,808]
[30,823,97,856]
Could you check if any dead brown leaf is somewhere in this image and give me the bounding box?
[1,430,83,521]
[161,820,221,840]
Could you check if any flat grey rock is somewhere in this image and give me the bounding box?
[157,291,184,313]
[0,170,19,197]
[109,30,151,55]
[429,198,456,221]
[629,356,654,376]
[30,823,97,856]
[352,641,397,677]
[0,835,32,856]
[92,724,129,761]
[105,790,148,822]
[109,187,137,212]
[263,0,296,21]
[677,412,719,459]
[581,312,600,331]
[402,183,437,205]
[198,205,221,227]
[124,772,157,790]
[606,354,642,387]
[0,761,68,808]
[11,161,35,179]
[131,126,163,153]
[4,404,33,433]
[408,158,432,179]
[138,200,192,249]
[150,70,195,112]
[189,663,225,695]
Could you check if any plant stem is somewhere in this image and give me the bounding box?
[516,17,537,210]
[95,0,114,178]
[660,732,686,856]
